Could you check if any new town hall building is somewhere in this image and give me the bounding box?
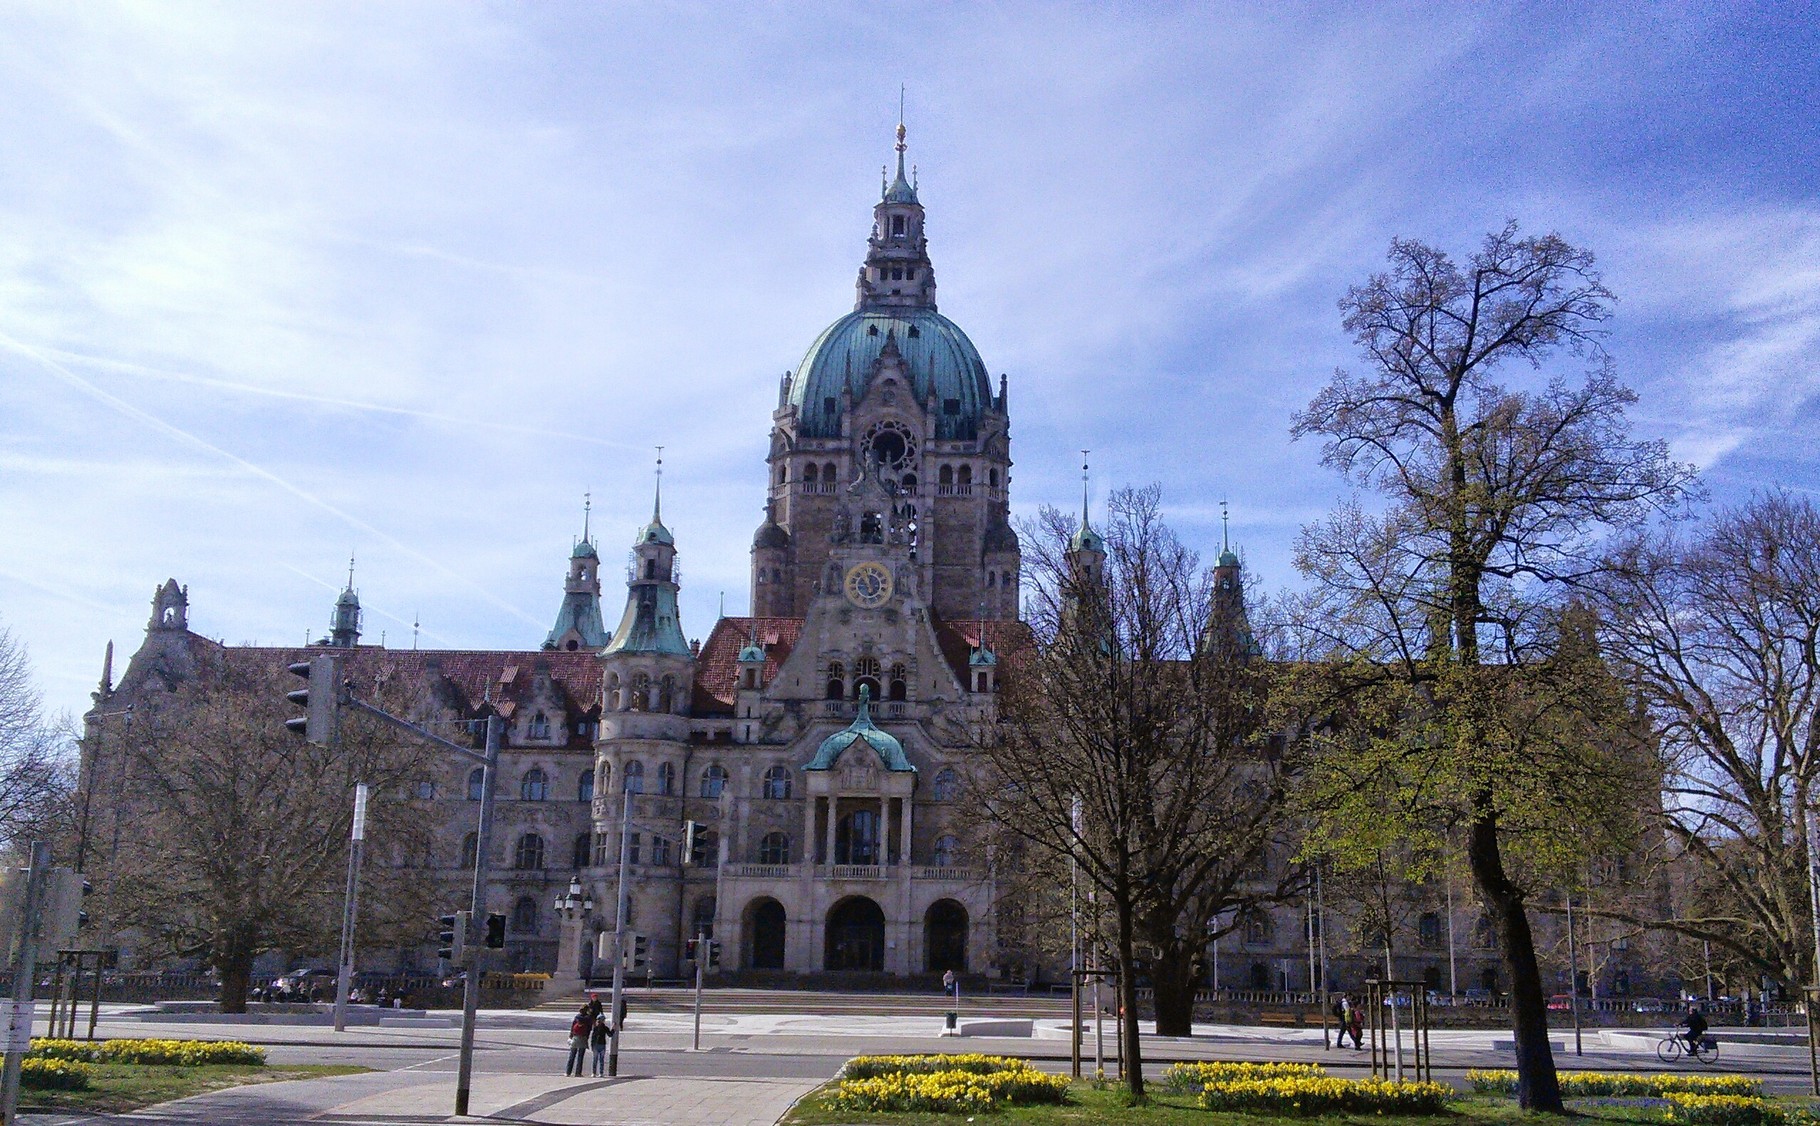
[85,126,1023,985]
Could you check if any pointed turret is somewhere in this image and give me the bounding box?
[329,553,361,648]
[1205,501,1256,659]
[545,494,609,651]
[1066,454,1106,581]
[603,460,690,658]
[854,119,938,312]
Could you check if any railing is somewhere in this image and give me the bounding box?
[823,700,852,717]
[936,484,973,497]
[725,863,798,878]
[885,702,907,718]
[797,482,834,494]
[828,864,886,880]
[913,866,978,881]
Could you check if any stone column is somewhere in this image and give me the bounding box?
[823,796,839,868]
[900,796,914,866]
[550,905,590,997]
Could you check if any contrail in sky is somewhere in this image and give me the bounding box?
[36,344,640,450]
[2,333,546,629]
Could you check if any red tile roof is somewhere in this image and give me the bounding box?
[931,616,1032,683]
[692,617,804,714]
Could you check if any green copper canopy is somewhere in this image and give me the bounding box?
[803,686,914,773]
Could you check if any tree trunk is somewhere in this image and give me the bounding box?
[215,921,258,1015]
[1150,942,1198,1037]
[1115,896,1146,1100]
[1468,811,1562,1112]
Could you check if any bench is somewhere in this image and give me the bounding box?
[1258,1011,1306,1027]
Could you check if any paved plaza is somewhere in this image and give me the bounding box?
[20,999,1819,1125]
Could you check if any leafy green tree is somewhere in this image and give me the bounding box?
[1290,223,1694,1109]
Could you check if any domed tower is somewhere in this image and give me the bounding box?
[1204,502,1256,660]
[329,555,361,649]
[545,497,609,651]
[754,120,1017,624]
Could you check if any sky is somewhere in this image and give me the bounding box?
[2,2,1816,722]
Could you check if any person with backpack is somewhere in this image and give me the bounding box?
[565,1003,594,1076]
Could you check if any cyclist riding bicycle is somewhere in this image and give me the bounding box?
[1681,1004,1708,1051]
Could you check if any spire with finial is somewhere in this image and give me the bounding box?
[1068,450,1106,558]
[1217,499,1239,568]
[653,447,663,524]
[582,489,592,544]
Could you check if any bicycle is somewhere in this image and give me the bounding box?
[1656,1033,1719,1064]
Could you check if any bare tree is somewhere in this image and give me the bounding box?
[1594,491,1820,990]
[975,486,1301,1099]
[1290,223,1695,1109]
[0,623,76,859]
[99,651,441,1010]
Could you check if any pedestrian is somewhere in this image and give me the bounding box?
[565,1004,594,1077]
[1348,1002,1364,1050]
[590,1010,610,1076]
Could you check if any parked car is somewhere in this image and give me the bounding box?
[1631,997,1668,1013]
[1463,987,1495,1003]
[1547,994,1574,1011]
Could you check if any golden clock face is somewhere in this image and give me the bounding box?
[843,562,894,608]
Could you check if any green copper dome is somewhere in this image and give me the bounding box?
[803,686,915,773]
[790,310,991,440]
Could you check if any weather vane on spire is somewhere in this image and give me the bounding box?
[346,550,356,590]
[1221,499,1230,553]
[653,446,664,522]
[582,489,592,543]
[1081,450,1091,524]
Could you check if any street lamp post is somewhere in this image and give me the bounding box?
[554,874,595,984]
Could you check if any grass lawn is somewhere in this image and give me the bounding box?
[783,1083,1736,1126]
[20,1063,370,1116]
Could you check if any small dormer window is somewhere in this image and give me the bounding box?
[891,215,905,236]
[944,399,960,415]
[867,324,879,337]
[890,267,902,281]
[824,396,837,415]
[529,711,550,739]
[907,325,920,338]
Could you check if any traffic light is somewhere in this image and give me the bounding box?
[630,933,648,970]
[683,937,698,961]
[682,821,703,866]
[437,910,468,964]
[485,912,506,949]
[284,654,342,745]
[706,939,721,969]
[41,869,91,951]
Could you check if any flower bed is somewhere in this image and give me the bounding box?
[1466,1070,1761,1098]
[28,1038,266,1066]
[840,1054,1031,1080]
[1665,1093,1799,1126]
[1162,1061,1327,1091]
[20,1057,91,1090]
[830,1055,1069,1113]
[1196,1075,1452,1116]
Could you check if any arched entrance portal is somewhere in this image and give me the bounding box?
[925,899,967,973]
[825,897,885,971]
[746,898,786,969]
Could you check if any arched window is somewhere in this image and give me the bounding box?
[691,828,720,868]
[630,673,650,711]
[572,832,591,869]
[659,674,676,712]
[888,664,908,701]
[989,468,999,487]
[1243,909,1273,947]
[657,761,676,796]
[804,462,819,483]
[939,464,953,486]
[825,661,845,701]
[606,673,622,711]
[759,832,791,864]
[762,765,792,799]
[578,768,595,803]
[854,657,881,700]
[511,895,537,933]
[933,834,960,867]
[700,763,728,798]
[622,760,644,793]
[467,768,485,802]
[460,832,477,869]
[521,768,549,801]
[513,833,545,870]
[529,711,550,739]
[644,558,655,580]
[932,767,959,802]
[823,461,836,483]
[957,465,973,487]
